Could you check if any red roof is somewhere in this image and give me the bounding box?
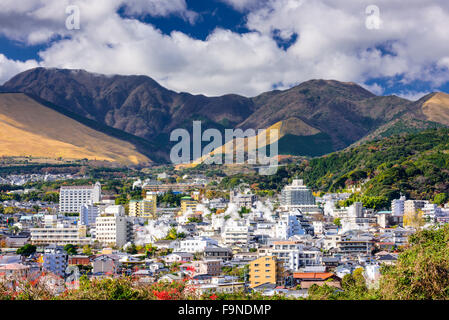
[293,272,335,280]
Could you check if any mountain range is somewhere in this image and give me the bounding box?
[1,67,449,165]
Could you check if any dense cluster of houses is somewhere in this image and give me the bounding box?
[1,176,448,297]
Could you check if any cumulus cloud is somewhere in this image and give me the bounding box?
[219,0,267,12]
[0,54,39,84]
[122,0,198,24]
[1,0,449,96]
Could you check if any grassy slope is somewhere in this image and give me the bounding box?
[0,93,150,165]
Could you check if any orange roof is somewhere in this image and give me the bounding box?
[293,272,335,280]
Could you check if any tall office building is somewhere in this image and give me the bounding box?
[59,182,101,214]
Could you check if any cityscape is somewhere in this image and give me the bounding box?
[1,0,449,309]
[1,170,448,300]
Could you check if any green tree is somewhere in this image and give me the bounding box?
[433,193,448,206]
[333,218,342,228]
[82,245,93,256]
[379,224,449,300]
[16,244,36,256]
[64,244,78,255]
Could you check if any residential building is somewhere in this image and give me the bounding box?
[95,205,130,248]
[280,179,320,213]
[43,245,68,277]
[222,223,250,246]
[79,204,99,226]
[59,182,101,214]
[230,190,257,209]
[179,197,198,216]
[178,237,218,253]
[292,272,341,289]
[249,256,284,288]
[191,259,221,276]
[30,223,91,246]
[164,252,194,263]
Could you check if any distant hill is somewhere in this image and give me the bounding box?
[3,68,449,162]
[0,93,151,165]
[220,128,449,209]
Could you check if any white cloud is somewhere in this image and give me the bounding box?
[122,0,198,24]
[219,0,266,11]
[396,91,431,102]
[1,0,449,96]
[0,54,39,84]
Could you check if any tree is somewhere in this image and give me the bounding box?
[379,224,449,300]
[64,244,78,255]
[17,244,36,256]
[82,245,93,256]
[333,218,342,228]
[433,193,448,206]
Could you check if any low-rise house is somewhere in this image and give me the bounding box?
[147,262,165,273]
[164,252,194,263]
[191,259,221,276]
[158,273,183,282]
[132,269,155,284]
[203,246,232,261]
[292,272,341,289]
[68,255,92,266]
[92,254,121,275]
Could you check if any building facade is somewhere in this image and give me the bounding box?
[59,182,101,214]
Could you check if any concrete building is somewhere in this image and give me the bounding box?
[30,223,90,246]
[222,223,250,246]
[79,204,99,226]
[391,196,406,217]
[59,182,101,214]
[43,245,68,278]
[230,190,257,209]
[249,256,284,288]
[179,197,198,216]
[178,237,219,253]
[280,179,320,214]
[95,205,130,248]
[191,259,222,276]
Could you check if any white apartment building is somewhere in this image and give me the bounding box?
[391,196,406,217]
[43,245,68,277]
[95,205,128,248]
[222,223,250,246]
[80,204,99,226]
[31,222,90,246]
[59,182,101,214]
[274,212,305,239]
[268,240,322,271]
[178,237,219,253]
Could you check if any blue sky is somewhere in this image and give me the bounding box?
[1,0,449,100]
